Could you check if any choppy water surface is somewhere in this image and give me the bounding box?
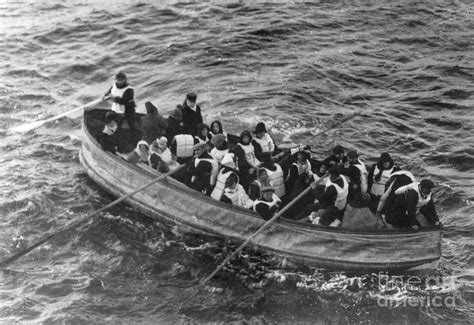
[1,1,473,323]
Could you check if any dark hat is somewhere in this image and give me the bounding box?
[115,71,127,80]
[105,111,117,121]
[332,145,344,154]
[328,166,341,176]
[261,186,275,193]
[379,152,392,162]
[170,107,182,121]
[420,179,435,190]
[347,150,358,159]
[211,133,226,145]
[186,92,197,102]
[193,142,207,151]
[145,101,158,114]
[253,122,267,134]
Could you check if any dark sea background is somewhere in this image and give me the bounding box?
[1,0,473,323]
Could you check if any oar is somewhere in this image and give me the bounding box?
[0,164,185,268]
[9,98,103,133]
[200,183,314,285]
[306,112,360,143]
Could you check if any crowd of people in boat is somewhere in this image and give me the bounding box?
[96,72,441,230]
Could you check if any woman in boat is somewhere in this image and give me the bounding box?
[285,147,313,200]
[232,130,262,190]
[343,150,369,207]
[98,111,119,154]
[384,179,440,230]
[209,120,228,141]
[252,122,277,159]
[166,105,184,144]
[149,137,180,173]
[376,170,416,219]
[248,168,272,201]
[253,186,282,221]
[367,152,400,213]
[220,173,254,209]
[311,166,349,227]
[194,123,211,145]
[182,92,203,136]
[259,152,286,199]
[121,140,150,164]
[211,152,239,201]
[140,101,167,145]
[189,142,219,195]
[209,133,229,164]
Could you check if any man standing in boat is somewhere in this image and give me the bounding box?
[182,92,203,136]
[103,72,137,140]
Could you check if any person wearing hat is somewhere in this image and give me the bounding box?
[209,133,229,164]
[311,166,349,227]
[323,145,349,168]
[166,105,184,143]
[232,130,262,190]
[273,136,298,177]
[140,101,168,145]
[367,152,401,213]
[220,173,254,209]
[384,179,440,230]
[253,122,276,158]
[181,92,203,136]
[103,71,137,140]
[211,152,239,201]
[98,111,119,153]
[285,147,313,200]
[121,140,150,164]
[188,141,218,195]
[343,150,369,207]
[253,186,282,221]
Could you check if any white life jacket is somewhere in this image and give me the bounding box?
[325,175,349,210]
[210,147,229,163]
[390,170,416,182]
[253,133,275,153]
[211,169,234,201]
[370,166,394,196]
[395,182,432,210]
[110,84,133,114]
[263,164,286,198]
[253,194,280,212]
[173,134,194,158]
[237,143,261,167]
[223,184,253,209]
[353,159,368,175]
[192,157,219,186]
[194,135,210,145]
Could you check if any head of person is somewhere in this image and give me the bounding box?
[225,173,238,190]
[240,130,252,145]
[185,92,197,109]
[157,136,168,151]
[145,101,158,115]
[318,161,329,175]
[170,105,183,122]
[105,111,118,126]
[377,152,394,170]
[260,186,275,201]
[419,179,435,196]
[211,120,223,135]
[136,140,149,155]
[115,71,127,87]
[328,166,341,182]
[197,123,209,138]
[193,142,207,157]
[332,145,345,160]
[294,147,310,164]
[253,122,267,139]
[257,168,270,184]
[211,133,226,150]
[347,150,359,164]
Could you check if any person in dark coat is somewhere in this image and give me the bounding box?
[166,105,184,143]
[343,150,369,207]
[232,130,262,190]
[323,145,348,168]
[376,170,416,218]
[367,152,400,213]
[384,179,440,230]
[188,142,218,195]
[140,101,168,145]
[253,186,282,221]
[181,92,203,136]
[98,111,119,153]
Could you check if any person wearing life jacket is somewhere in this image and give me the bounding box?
[275,136,299,178]
[170,133,195,164]
[248,168,273,201]
[343,150,369,207]
[98,111,119,154]
[189,142,219,195]
[232,130,262,190]
[140,101,168,145]
[103,72,137,140]
[209,120,228,141]
[252,122,276,159]
[253,186,282,221]
[121,140,150,164]
[311,166,349,227]
[384,179,440,230]
[194,123,211,145]
[259,152,286,199]
[323,145,349,169]
[285,147,313,199]
[181,92,203,136]
[209,134,229,164]
[149,137,180,173]
[220,173,254,209]
[210,152,239,201]
[367,152,401,213]
[166,105,184,144]
[376,170,416,219]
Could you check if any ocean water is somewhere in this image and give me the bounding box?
[1,1,473,323]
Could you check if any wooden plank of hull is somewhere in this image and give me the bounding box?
[80,111,442,272]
